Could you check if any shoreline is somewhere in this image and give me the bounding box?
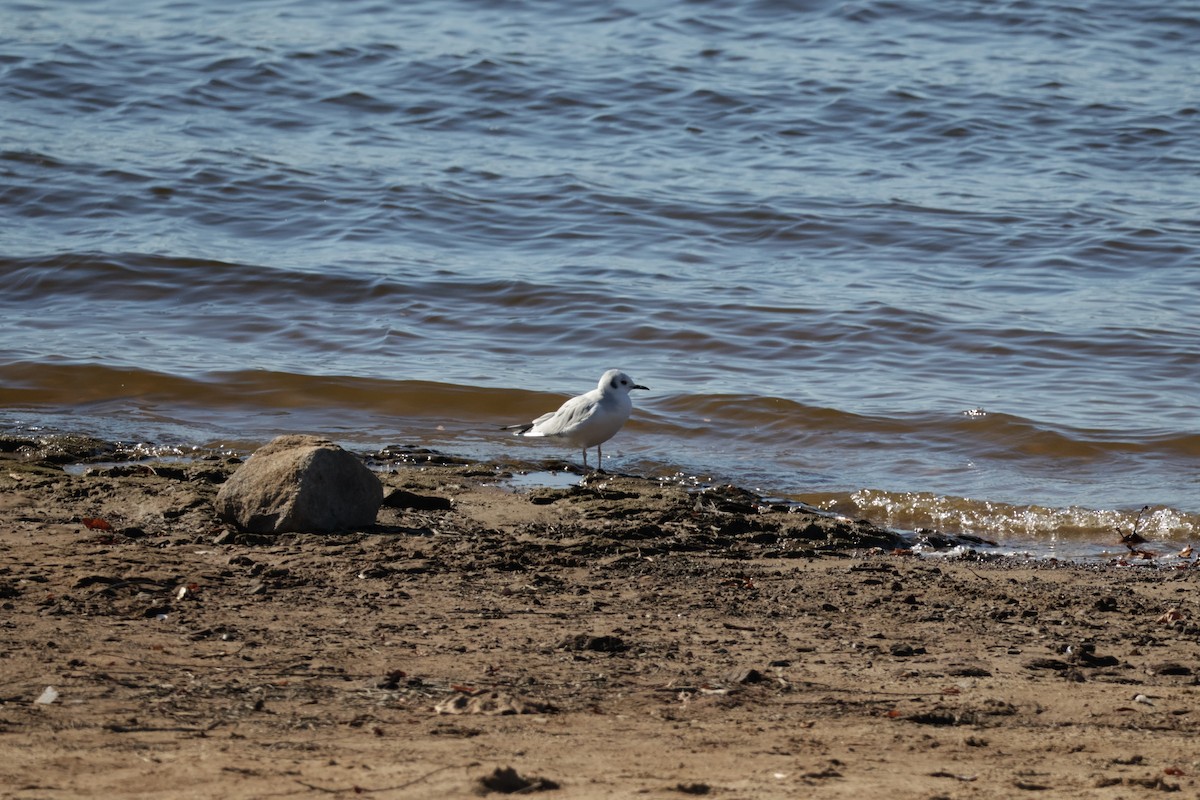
[4,404,1196,559]
[2,431,1191,564]
[2,434,1199,797]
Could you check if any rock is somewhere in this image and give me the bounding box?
[1147,662,1192,676]
[725,667,765,685]
[558,633,629,653]
[214,435,382,533]
[1023,657,1072,671]
[477,766,559,794]
[382,488,452,511]
[434,690,555,716]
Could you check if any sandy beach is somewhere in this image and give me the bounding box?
[1,436,1197,798]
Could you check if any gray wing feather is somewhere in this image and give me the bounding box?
[502,410,557,435]
[527,395,598,437]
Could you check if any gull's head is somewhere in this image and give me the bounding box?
[599,368,649,395]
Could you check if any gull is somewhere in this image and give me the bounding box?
[504,369,648,470]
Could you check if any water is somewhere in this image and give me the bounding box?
[2,0,1198,558]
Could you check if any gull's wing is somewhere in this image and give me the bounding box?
[525,393,599,437]
[502,408,570,435]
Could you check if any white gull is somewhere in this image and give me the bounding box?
[504,368,648,470]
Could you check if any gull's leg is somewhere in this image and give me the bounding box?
[597,444,603,471]
[581,448,588,471]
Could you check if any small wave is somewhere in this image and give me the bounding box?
[803,488,1199,551]
[0,362,533,421]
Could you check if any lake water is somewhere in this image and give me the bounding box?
[2,0,1198,558]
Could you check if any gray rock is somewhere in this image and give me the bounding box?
[214,435,382,533]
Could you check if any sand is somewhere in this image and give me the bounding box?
[1,436,1197,799]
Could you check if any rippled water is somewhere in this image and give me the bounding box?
[2,0,1198,557]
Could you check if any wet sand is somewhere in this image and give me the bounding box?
[1,437,1197,798]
